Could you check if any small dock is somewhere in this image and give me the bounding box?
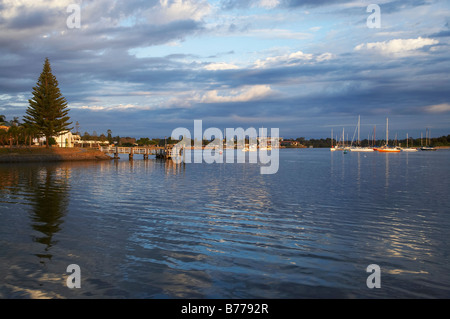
[99,146,174,160]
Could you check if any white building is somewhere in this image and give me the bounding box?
[34,131,82,147]
[54,131,81,148]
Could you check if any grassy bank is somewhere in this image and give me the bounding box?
[0,147,112,163]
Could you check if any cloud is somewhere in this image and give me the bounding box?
[163,85,275,108]
[204,62,239,70]
[220,0,355,10]
[254,50,334,68]
[258,0,281,9]
[200,85,274,103]
[355,37,439,56]
[424,103,450,113]
[77,104,147,112]
[0,0,208,52]
[249,28,311,40]
[148,0,211,24]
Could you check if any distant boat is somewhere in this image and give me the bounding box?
[420,128,437,151]
[420,147,437,151]
[376,118,401,153]
[350,115,374,152]
[350,147,374,152]
[401,133,418,152]
[330,128,336,151]
[377,147,401,153]
[331,127,348,151]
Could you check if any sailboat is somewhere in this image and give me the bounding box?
[330,128,338,151]
[420,128,437,151]
[330,127,347,151]
[401,133,418,152]
[376,118,401,153]
[350,115,374,152]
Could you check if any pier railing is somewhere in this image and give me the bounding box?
[98,145,173,160]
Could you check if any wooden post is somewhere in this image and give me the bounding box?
[129,147,134,160]
[143,147,149,160]
[114,146,119,159]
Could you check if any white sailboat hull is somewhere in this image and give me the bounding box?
[350,147,374,152]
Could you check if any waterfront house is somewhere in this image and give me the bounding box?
[34,131,82,147]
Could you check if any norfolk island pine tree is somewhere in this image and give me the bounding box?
[23,58,72,147]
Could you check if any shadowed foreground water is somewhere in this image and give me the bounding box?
[0,149,449,298]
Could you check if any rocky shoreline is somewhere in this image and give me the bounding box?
[0,147,112,163]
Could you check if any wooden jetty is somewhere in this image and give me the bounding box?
[99,146,174,160]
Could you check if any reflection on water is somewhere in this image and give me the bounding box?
[29,166,70,263]
[0,150,450,298]
[0,165,70,263]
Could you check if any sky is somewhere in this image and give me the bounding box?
[0,0,449,139]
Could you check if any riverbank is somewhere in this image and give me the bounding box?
[0,147,112,163]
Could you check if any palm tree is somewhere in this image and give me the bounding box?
[11,117,20,126]
[0,128,7,146]
[7,126,18,148]
[21,125,37,147]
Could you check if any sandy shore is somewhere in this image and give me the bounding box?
[0,147,112,163]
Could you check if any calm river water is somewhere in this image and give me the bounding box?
[0,149,449,298]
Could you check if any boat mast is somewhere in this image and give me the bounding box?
[331,128,333,148]
[373,125,376,147]
[358,115,361,146]
[386,117,389,146]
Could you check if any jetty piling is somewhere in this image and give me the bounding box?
[100,145,174,161]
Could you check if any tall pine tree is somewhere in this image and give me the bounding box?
[24,58,72,147]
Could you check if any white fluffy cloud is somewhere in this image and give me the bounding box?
[355,37,439,56]
[204,62,239,70]
[257,0,280,9]
[164,85,274,108]
[254,50,334,68]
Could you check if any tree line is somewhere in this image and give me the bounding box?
[0,115,43,147]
